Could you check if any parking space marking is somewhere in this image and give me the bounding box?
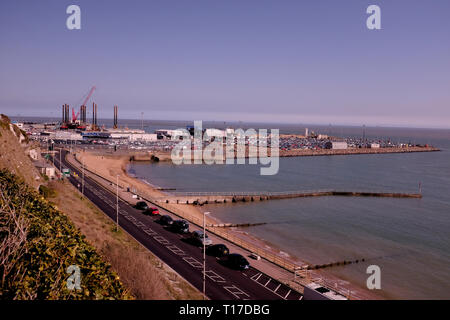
[223,285,250,300]
[166,245,185,256]
[284,289,291,299]
[143,228,158,236]
[251,272,263,282]
[249,270,301,300]
[203,270,226,283]
[132,220,144,227]
[153,235,170,245]
[183,256,203,269]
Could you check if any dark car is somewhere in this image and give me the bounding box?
[225,253,250,270]
[159,215,173,226]
[171,220,190,233]
[135,201,149,211]
[206,244,229,257]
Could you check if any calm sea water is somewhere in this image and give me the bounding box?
[129,125,450,299]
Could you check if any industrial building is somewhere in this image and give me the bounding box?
[128,133,158,142]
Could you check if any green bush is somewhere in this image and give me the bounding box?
[0,169,133,300]
[38,185,57,199]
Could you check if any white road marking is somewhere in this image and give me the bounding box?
[203,270,226,283]
[251,272,262,281]
[274,284,281,292]
[223,285,250,300]
[153,235,170,245]
[183,257,203,269]
[284,289,291,299]
[143,228,158,236]
[135,221,146,228]
[166,245,185,256]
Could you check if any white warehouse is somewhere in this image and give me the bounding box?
[129,133,158,142]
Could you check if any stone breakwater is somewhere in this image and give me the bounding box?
[128,146,440,162]
[279,146,440,157]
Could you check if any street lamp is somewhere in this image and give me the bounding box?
[116,175,120,232]
[203,211,210,300]
[59,148,62,179]
[81,157,85,195]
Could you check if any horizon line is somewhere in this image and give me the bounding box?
[8,114,450,131]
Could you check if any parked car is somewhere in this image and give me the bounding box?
[159,215,173,226]
[191,230,212,246]
[135,201,148,211]
[224,253,250,270]
[146,207,159,215]
[171,220,189,233]
[206,244,229,257]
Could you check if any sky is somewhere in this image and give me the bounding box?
[1,0,449,128]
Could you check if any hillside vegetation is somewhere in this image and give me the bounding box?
[0,169,133,299]
[0,114,40,189]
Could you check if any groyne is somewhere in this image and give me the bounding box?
[158,190,422,205]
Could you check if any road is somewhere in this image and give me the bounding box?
[54,149,303,300]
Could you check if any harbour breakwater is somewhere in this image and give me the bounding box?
[157,190,422,205]
[129,146,440,162]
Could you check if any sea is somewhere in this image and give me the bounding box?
[13,117,450,299]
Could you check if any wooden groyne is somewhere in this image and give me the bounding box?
[208,222,267,228]
[130,154,159,162]
[157,190,422,205]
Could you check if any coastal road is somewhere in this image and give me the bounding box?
[53,150,303,300]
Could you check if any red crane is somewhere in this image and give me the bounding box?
[82,86,96,107]
[72,86,96,122]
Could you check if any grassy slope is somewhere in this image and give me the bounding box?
[0,115,41,189]
[0,170,134,299]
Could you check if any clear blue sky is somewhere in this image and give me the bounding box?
[1,0,449,128]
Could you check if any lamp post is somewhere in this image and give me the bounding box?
[116,175,119,232]
[81,158,85,195]
[203,211,210,300]
[59,148,62,178]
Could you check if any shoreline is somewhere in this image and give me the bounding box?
[75,149,384,300]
